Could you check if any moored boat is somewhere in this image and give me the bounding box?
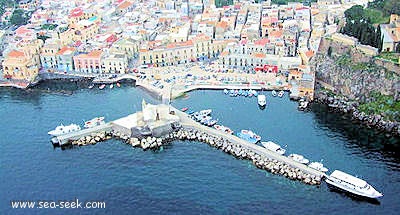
[198,109,212,116]
[278,90,284,98]
[325,170,383,199]
[223,89,229,94]
[99,84,106,89]
[272,90,277,97]
[181,107,189,112]
[308,162,329,172]
[261,141,286,155]
[116,82,121,87]
[237,129,261,143]
[88,84,94,89]
[110,84,114,89]
[84,117,105,129]
[213,124,234,134]
[48,123,81,136]
[257,94,266,107]
[288,153,309,164]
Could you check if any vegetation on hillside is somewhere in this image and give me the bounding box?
[214,0,234,8]
[341,5,382,49]
[368,0,400,17]
[10,9,30,26]
[359,91,400,121]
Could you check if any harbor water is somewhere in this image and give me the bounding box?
[0,82,399,214]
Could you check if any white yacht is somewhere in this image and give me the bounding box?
[199,109,212,116]
[288,154,309,164]
[257,94,266,107]
[325,170,383,199]
[278,90,284,98]
[308,162,329,172]
[261,141,286,155]
[271,90,277,97]
[48,124,81,136]
[84,117,105,129]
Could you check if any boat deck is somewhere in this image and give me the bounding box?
[53,123,113,145]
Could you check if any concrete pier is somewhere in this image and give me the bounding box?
[53,123,113,145]
[52,102,324,184]
[172,107,325,179]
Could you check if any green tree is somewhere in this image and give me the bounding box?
[10,9,29,26]
[396,43,400,53]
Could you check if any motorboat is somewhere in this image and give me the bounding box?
[271,90,277,97]
[261,141,286,155]
[206,119,218,127]
[110,84,114,89]
[257,94,266,107]
[213,124,233,134]
[288,154,309,164]
[181,107,189,112]
[298,99,309,110]
[278,90,284,98]
[237,129,261,143]
[48,123,81,136]
[116,82,121,87]
[250,90,258,97]
[308,162,329,172]
[99,84,106,89]
[325,170,383,199]
[88,84,94,89]
[84,117,105,129]
[198,109,212,116]
[223,89,229,94]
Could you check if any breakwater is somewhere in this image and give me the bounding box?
[315,89,400,136]
[67,127,322,186]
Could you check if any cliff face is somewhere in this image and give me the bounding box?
[311,38,400,103]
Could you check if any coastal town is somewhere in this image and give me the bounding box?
[2,1,400,208]
[1,0,395,101]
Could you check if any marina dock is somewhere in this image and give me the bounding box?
[52,102,325,184]
[52,123,113,146]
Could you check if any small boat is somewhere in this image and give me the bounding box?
[278,90,284,98]
[237,129,261,143]
[308,162,329,172]
[214,124,234,134]
[238,89,243,96]
[298,98,309,110]
[116,82,121,87]
[257,94,266,107]
[198,109,212,116]
[110,84,114,89]
[99,84,106,89]
[48,123,81,136]
[207,119,218,127]
[251,90,258,97]
[271,90,277,97]
[288,154,309,164]
[325,170,383,199]
[243,90,248,97]
[84,117,105,129]
[181,107,189,112]
[223,89,229,94]
[88,84,94,89]
[261,141,286,155]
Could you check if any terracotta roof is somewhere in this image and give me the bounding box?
[87,50,103,57]
[57,46,75,55]
[254,38,270,46]
[216,21,228,29]
[8,50,25,58]
[269,30,283,38]
[69,8,83,18]
[305,50,314,58]
[253,52,266,59]
[118,1,133,10]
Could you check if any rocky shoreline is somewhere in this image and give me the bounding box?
[314,90,400,137]
[67,128,322,186]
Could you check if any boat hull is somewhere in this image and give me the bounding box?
[326,179,383,199]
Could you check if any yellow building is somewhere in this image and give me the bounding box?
[102,52,128,74]
[2,50,40,80]
[138,35,231,66]
[111,38,141,57]
[57,27,75,46]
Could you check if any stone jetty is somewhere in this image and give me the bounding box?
[66,127,321,186]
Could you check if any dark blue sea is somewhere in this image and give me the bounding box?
[1,81,399,214]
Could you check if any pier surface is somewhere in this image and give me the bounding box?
[54,123,113,145]
[173,107,326,178]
